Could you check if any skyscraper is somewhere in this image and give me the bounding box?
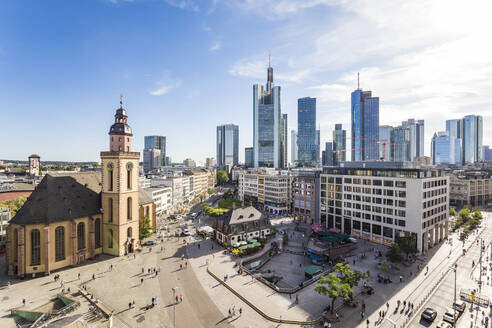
[431,131,460,165]
[378,125,393,161]
[297,97,317,166]
[332,124,346,165]
[245,147,254,168]
[462,115,483,164]
[280,114,288,169]
[446,115,483,164]
[143,148,161,172]
[217,124,239,167]
[291,130,298,164]
[351,82,379,161]
[144,135,166,166]
[391,126,410,162]
[253,60,282,168]
[401,119,425,160]
[322,142,333,166]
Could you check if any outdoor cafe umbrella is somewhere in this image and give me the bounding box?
[231,242,240,248]
[249,239,257,243]
[252,242,262,247]
[239,241,248,246]
[239,245,248,250]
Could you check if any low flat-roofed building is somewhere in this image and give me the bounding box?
[449,170,492,208]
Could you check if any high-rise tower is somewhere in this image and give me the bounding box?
[100,96,140,256]
[253,57,282,168]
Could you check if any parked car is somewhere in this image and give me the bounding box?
[142,240,156,246]
[421,308,437,322]
[443,309,457,323]
[452,301,466,313]
[436,321,452,328]
[181,229,190,236]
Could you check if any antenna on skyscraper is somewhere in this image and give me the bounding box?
[357,72,360,89]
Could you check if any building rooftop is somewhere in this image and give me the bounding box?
[9,174,101,226]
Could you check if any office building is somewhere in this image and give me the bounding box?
[402,119,425,160]
[391,126,410,162]
[0,207,10,249]
[483,146,492,161]
[322,142,333,166]
[216,124,239,168]
[449,170,492,208]
[378,125,393,161]
[351,86,379,161]
[238,168,291,214]
[280,114,288,169]
[319,163,449,253]
[431,132,461,165]
[183,158,196,167]
[143,148,161,172]
[462,115,483,164]
[297,97,318,166]
[245,147,254,168]
[205,157,215,168]
[144,136,166,166]
[292,170,320,224]
[446,115,483,164]
[333,124,346,165]
[291,130,298,165]
[253,61,282,168]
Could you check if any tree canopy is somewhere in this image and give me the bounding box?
[216,170,229,185]
[0,196,28,217]
[139,216,152,240]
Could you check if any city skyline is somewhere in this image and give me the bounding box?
[1,0,492,163]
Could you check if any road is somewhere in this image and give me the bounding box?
[406,213,492,328]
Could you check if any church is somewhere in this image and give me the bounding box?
[5,100,155,278]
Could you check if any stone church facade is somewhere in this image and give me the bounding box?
[5,100,154,278]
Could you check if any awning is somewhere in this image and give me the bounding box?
[304,265,323,276]
[329,227,341,233]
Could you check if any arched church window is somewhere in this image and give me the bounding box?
[55,226,65,261]
[31,229,41,265]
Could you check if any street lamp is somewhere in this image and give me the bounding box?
[449,264,457,327]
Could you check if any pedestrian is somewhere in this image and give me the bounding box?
[152,297,155,305]
[279,315,282,322]
[386,302,389,309]
[228,308,231,317]
[129,302,132,309]
[366,319,369,326]
[198,243,201,249]
[185,262,188,268]
[175,295,179,303]
[132,300,135,308]
[141,278,144,284]
[22,299,26,306]
[78,273,80,280]
[399,275,403,282]
[179,295,183,302]
[360,311,364,319]
[239,308,242,315]
[180,264,182,270]
[336,312,339,320]
[232,306,235,316]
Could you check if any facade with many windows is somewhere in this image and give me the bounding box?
[238,169,291,214]
[319,165,449,252]
[292,170,320,224]
[449,170,492,208]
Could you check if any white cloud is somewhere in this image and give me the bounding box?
[150,74,181,96]
[209,41,221,51]
[230,0,492,154]
[163,0,199,12]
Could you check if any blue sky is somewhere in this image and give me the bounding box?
[1,0,491,163]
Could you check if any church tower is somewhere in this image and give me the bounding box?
[100,96,140,256]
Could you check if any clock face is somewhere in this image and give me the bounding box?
[126,162,133,170]
[107,162,114,169]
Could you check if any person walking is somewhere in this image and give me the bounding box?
[179,295,183,303]
[22,299,26,306]
[239,308,242,316]
[78,273,80,280]
[129,302,132,309]
[141,278,144,284]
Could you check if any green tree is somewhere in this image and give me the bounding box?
[207,188,215,195]
[0,196,28,217]
[314,272,352,313]
[387,243,403,262]
[395,236,418,258]
[449,207,457,217]
[216,170,229,185]
[139,216,152,240]
[333,263,369,289]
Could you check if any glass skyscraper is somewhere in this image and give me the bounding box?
[332,123,346,165]
[378,125,393,161]
[401,119,424,160]
[446,115,483,164]
[280,114,288,168]
[297,97,317,166]
[391,126,410,162]
[351,89,379,161]
[322,142,333,166]
[253,63,283,168]
[245,147,254,168]
[431,131,460,165]
[290,130,297,164]
[216,124,239,167]
[144,135,166,166]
